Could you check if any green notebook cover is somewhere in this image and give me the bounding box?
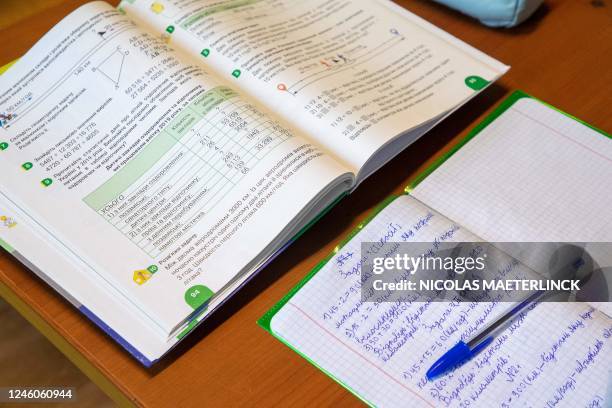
[257,90,611,401]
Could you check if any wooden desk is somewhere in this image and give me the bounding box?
[1,1,610,406]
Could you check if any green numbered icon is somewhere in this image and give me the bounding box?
[201,48,210,57]
[147,265,159,273]
[166,25,175,33]
[22,162,33,171]
[184,285,214,309]
[0,142,8,150]
[465,75,489,91]
[41,178,53,187]
[231,69,241,78]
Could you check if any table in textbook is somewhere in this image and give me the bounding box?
[1,1,611,406]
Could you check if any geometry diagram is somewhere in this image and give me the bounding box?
[92,46,129,89]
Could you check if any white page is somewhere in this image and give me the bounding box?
[411,97,612,315]
[0,2,351,334]
[0,197,172,364]
[270,195,612,407]
[120,0,508,173]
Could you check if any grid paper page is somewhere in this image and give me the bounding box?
[270,195,612,407]
[411,96,612,317]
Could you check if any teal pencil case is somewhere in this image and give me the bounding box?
[433,0,544,27]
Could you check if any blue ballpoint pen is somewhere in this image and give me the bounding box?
[426,290,545,380]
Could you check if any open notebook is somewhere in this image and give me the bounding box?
[260,92,612,407]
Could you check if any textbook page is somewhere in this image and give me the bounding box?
[120,0,509,173]
[410,97,612,315]
[0,2,352,334]
[0,196,172,365]
[269,195,612,407]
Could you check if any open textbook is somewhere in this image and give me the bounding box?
[261,93,612,407]
[0,1,507,365]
